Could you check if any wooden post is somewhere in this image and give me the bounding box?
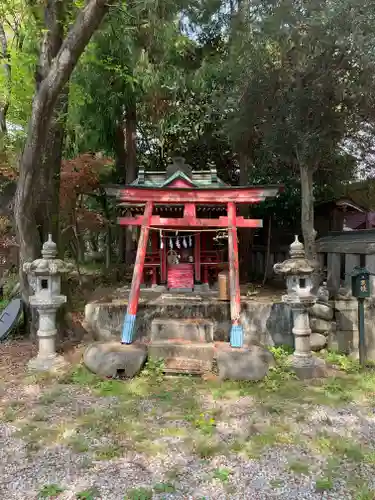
[227,202,243,347]
[194,233,201,282]
[151,230,158,253]
[122,201,153,343]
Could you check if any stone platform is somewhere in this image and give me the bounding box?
[84,289,293,348]
[83,339,275,380]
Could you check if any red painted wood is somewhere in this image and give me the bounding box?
[201,231,206,251]
[202,265,209,284]
[151,231,158,253]
[119,186,279,204]
[183,203,196,217]
[118,215,263,228]
[227,202,241,326]
[167,178,194,188]
[127,201,153,316]
[194,233,201,282]
[151,268,158,285]
[168,264,194,289]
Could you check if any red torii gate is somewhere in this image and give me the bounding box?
[117,185,280,348]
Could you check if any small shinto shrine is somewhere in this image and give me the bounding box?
[107,157,281,349]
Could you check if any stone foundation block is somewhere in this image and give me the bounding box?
[151,318,214,342]
[310,317,335,335]
[216,345,275,381]
[83,341,147,378]
[310,333,327,351]
[309,302,333,321]
[28,354,69,373]
[289,355,328,379]
[148,341,214,374]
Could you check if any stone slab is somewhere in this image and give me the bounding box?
[216,345,275,381]
[151,317,214,342]
[83,341,147,378]
[148,341,214,374]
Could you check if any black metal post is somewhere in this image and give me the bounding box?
[358,297,366,366]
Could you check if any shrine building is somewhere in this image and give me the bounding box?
[106,157,281,348]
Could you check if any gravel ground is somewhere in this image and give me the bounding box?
[0,343,375,499]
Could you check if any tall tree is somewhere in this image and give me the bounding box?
[225,0,375,262]
[14,0,112,303]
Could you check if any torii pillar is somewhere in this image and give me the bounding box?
[122,201,153,343]
[227,202,243,347]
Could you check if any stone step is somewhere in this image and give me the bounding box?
[148,340,215,374]
[151,317,214,343]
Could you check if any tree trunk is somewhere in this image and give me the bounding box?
[0,23,11,135]
[300,164,317,261]
[14,0,111,305]
[114,121,126,183]
[124,95,137,266]
[238,153,252,282]
[36,89,69,244]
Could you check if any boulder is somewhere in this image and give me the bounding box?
[83,341,147,378]
[310,317,335,335]
[309,302,334,321]
[216,345,275,381]
[310,333,327,351]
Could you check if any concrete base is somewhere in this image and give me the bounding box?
[151,285,167,292]
[83,341,147,378]
[151,317,214,342]
[148,341,214,374]
[85,293,293,347]
[28,354,68,373]
[216,345,275,381]
[194,283,210,293]
[289,354,328,379]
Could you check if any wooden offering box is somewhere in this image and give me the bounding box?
[168,263,194,290]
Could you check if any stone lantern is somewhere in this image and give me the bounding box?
[23,234,73,371]
[274,236,326,377]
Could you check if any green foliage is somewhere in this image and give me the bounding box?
[76,488,100,500]
[315,477,333,492]
[125,487,153,500]
[37,484,65,498]
[152,482,176,493]
[322,350,361,374]
[191,411,216,436]
[140,357,165,383]
[213,467,231,483]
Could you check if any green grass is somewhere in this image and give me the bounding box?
[125,487,153,500]
[76,487,100,500]
[37,484,65,498]
[313,433,365,462]
[315,477,334,492]
[287,459,310,475]
[8,349,375,498]
[152,481,176,493]
[213,467,232,483]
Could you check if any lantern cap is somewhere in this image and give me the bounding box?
[41,234,57,259]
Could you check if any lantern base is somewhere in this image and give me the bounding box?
[28,353,68,373]
[289,354,327,379]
